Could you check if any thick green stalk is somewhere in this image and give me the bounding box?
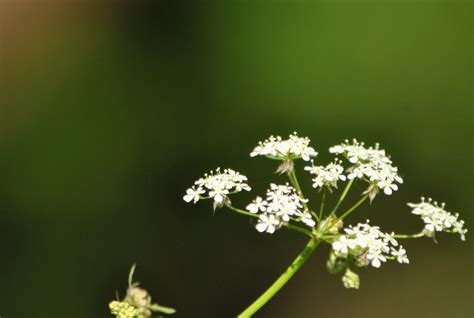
[238,238,320,317]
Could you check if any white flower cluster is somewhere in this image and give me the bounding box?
[408,197,467,241]
[250,132,318,161]
[330,139,403,200]
[246,183,315,233]
[183,168,251,204]
[304,159,347,191]
[332,221,409,268]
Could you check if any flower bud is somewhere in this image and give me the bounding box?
[342,268,360,289]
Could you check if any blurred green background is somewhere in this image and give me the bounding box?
[0,1,472,317]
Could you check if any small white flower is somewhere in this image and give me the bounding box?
[247,183,315,233]
[250,132,318,162]
[377,180,398,195]
[304,159,346,191]
[332,221,404,269]
[246,196,267,213]
[366,252,386,268]
[255,214,281,234]
[330,139,403,201]
[184,168,251,205]
[391,246,409,264]
[332,236,350,256]
[300,211,316,227]
[183,187,204,203]
[209,187,229,203]
[408,197,467,241]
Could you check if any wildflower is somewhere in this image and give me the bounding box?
[332,235,350,255]
[183,187,204,203]
[183,168,251,206]
[246,196,267,213]
[408,197,467,241]
[255,214,281,234]
[332,221,407,268]
[247,183,315,233]
[331,139,403,201]
[391,246,409,264]
[304,159,346,191]
[250,132,318,162]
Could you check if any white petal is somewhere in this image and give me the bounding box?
[371,258,381,268]
[214,193,223,203]
[246,203,258,213]
[256,223,267,232]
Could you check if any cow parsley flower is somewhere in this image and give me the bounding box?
[391,246,409,264]
[408,197,467,241]
[183,168,251,206]
[304,159,346,191]
[247,183,315,233]
[246,196,267,213]
[183,187,205,203]
[332,221,407,268]
[250,132,318,162]
[256,214,281,233]
[330,139,403,201]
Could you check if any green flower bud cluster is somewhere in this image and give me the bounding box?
[109,301,139,318]
[109,264,176,318]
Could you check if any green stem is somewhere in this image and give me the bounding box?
[337,194,368,222]
[288,168,313,217]
[393,232,424,239]
[227,205,312,237]
[318,188,326,224]
[323,194,368,233]
[329,178,354,216]
[227,205,259,218]
[286,223,313,237]
[238,238,320,317]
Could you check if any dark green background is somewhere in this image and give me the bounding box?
[0,1,472,317]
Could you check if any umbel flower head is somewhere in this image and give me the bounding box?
[250,132,318,161]
[330,139,403,201]
[408,197,467,241]
[247,183,315,233]
[332,221,409,268]
[304,159,346,191]
[250,132,318,174]
[183,168,251,209]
